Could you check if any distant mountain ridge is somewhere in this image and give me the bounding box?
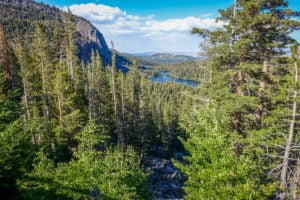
[133,52,199,57]
[0,0,130,69]
[135,53,200,64]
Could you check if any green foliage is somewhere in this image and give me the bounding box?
[193,0,300,67]
[53,67,86,151]
[0,121,35,197]
[0,90,20,131]
[176,106,276,199]
[87,51,113,136]
[18,121,148,199]
[188,1,300,198]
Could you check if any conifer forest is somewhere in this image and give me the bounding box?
[1,0,300,199]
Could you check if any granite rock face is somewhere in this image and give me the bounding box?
[73,16,111,65]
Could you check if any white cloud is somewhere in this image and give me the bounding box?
[67,3,125,21]
[143,17,223,32]
[67,3,224,53]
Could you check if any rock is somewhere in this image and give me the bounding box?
[165,165,175,173]
[144,156,186,199]
[173,152,183,160]
[170,172,178,179]
[171,183,179,189]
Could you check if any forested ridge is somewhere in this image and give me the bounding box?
[1,0,300,199]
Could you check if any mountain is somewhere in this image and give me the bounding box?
[135,53,200,64]
[133,52,200,57]
[119,52,159,67]
[131,52,157,57]
[0,0,130,69]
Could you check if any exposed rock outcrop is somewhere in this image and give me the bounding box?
[144,156,187,200]
[73,16,111,65]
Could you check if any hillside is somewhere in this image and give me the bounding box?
[0,0,130,69]
[136,53,199,64]
[1,0,300,200]
[120,52,159,67]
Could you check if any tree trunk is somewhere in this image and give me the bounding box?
[232,70,244,134]
[56,69,63,134]
[87,63,94,119]
[19,61,30,120]
[292,158,300,199]
[280,59,298,200]
[120,73,125,147]
[254,60,268,123]
[40,56,50,123]
[233,111,242,134]
[67,37,74,80]
[111,65,117,119]
[236,70,244,96]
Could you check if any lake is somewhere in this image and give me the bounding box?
[148,70,197,87]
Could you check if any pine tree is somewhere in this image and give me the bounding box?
[53,59,85,155]
[18,121,149,199]
[0,21,13,93]
[185,0,300,198]
[87,50,113,136]
[110,41,124,146]
[64,9,78,81]
[175,105,276,199]
[131,58,141,138]
[0,20,20,131]
[0,21,34,199]
[15,40,31,122]
[50,11,88,155]
[31,23,55,146]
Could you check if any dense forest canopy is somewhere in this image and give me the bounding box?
[1,0,300,199]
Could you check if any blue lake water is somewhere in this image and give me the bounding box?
[148,70,197,87]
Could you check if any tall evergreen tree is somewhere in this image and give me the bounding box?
[64,9,78,81]
[131,58,141,137]
[0,21,13,93]
[31,23,55,145]
[110,41,124,146]
[15,40,31,122]
[0,20,34,200]
[182,0,300,198]
[53,59,85,155]
[87,50,113,135]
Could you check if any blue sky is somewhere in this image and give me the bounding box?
[37,0,300,54]
[38,0,233,19]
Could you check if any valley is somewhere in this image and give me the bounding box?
[1,0,300,200]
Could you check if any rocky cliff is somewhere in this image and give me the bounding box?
[73,16,112,65]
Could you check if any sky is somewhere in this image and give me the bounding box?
[37,0,300,54]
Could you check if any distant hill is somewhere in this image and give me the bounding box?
[135,53,200,64]
[120,52,159,67]
[0,0,130,70]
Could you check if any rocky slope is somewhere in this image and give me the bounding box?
[145,156,187,199]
